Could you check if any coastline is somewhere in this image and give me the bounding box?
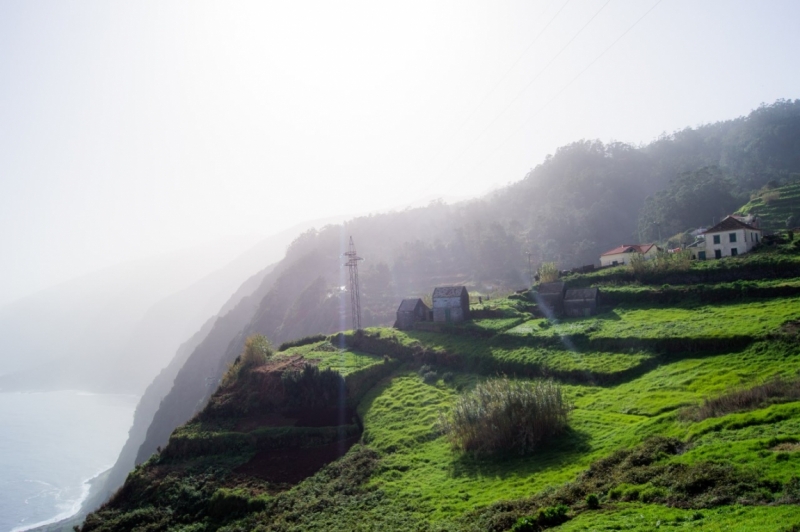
[12,467,112,532]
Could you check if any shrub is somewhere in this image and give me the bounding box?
[585,493,600,509]
[422,371,439,384]
[629,250,691,281]
[241,335,272,368]
[221,334,273,387]
[439,377,571,456]
[281,363,345,407]
[538,262,559,283]
[510,505,569,531]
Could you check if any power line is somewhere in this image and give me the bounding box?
[393,0,615,215]
[436,0,613,173]
[416,0,573,167]
[459,0,664,182]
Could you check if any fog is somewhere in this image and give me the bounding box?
[2,0,800,306]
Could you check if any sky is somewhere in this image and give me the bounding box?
[1,0,799,306]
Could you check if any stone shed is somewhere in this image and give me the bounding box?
[534,281,566,317]
[395,298,431,330]
[432,286,470,323]
[563,288,599,317]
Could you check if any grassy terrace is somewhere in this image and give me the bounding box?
[80,253,800,531]
[278,340,384,376]
[348,336,800,528]
[507,296,800,340]
[737,180,800,233]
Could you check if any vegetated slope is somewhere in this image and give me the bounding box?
[737,179,800,232]
[80,243,800,531]
[114,99,800,473]
[70,100,800,528]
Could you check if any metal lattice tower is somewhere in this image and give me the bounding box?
[344,236,364,331]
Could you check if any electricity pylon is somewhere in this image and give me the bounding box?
[344,236,363,331]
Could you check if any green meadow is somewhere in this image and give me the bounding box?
[79,249,800,531]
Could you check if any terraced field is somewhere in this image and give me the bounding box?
[79,249,800,532]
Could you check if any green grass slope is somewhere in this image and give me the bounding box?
[79,247,800,531]
[737,180,800,232]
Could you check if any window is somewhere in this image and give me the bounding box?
[713,235,721,244]
[698,251,706,260]
[715,249,722,259]
[729,233,737,243]
[756,233,759,242]
[731,248,738,256]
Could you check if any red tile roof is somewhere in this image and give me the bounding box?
[601,243,657,257]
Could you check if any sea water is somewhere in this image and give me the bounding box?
[0,390,138,532]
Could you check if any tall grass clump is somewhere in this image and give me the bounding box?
[538,262,559,283]
[439,377,571,456]
[629,250,691,281]
[222,334,273,387]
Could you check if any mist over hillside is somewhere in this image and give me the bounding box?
[123,100,800,492]
[25,100,800,531]
[0,218,341,394]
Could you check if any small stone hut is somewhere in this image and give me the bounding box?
[432,286,470,323]
[534,281,566,317]
[395,298,431,330]
[563,288,599,317]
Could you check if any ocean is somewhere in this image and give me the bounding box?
[0,390,138,532]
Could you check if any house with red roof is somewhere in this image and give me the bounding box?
[689,216,762,260]
[599,243,661,267]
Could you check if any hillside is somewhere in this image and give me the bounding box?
[109,99,800,485]
[79,241,800,531]
[737,180,800,233]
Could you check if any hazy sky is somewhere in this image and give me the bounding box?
[2,0,799,305]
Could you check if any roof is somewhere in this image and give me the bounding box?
[600,243,658,257]
[397,298,426,312]
[432,286,467,298]
[703,216,761,234]
[538,281,565,294]
[564,288,599,301]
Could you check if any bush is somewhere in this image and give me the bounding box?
[629,250,691,281]
[241,335,272,368]
[221,334,273,387]
[538,262,559,283]
[439,377,571,456]
[422,371,439,384]
[510,505,569,531]
[281,363,345,407]
[585,493,599,509]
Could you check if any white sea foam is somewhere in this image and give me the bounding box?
[0,391,137,532]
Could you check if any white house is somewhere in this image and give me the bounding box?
[599,243,660,267]
[690,216,762,260]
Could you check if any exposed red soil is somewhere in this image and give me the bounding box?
[235,436,360,484]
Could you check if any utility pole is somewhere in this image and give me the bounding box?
[344,236,363,331]
[526,251,533,287]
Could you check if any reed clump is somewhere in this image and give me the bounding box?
[439,377,571,456]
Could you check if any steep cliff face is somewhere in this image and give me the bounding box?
[134,290,265,464]
[132,251,351,466]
